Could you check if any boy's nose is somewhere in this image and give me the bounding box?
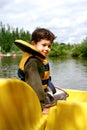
[45,46,49,50]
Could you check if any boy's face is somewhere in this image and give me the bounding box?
[32,39,52,56]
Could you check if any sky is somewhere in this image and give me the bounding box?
[0,0,87,44]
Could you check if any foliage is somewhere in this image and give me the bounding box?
[80,37,87,57]
[71,44,82,57]
[70,38,87,57]
[0,22,31,53]
[49,43,71,57]
[49,43,60,57]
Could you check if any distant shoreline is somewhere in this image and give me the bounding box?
[0,52,22,58]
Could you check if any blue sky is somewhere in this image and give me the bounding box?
[0,0,87,44]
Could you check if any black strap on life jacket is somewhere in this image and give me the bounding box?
[18,69,25,81]
[48,77,56,94]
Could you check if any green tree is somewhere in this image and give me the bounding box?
[49,42,60,57]
[71,44,81,57]
[80,37,87,57]
[0,22,31,53]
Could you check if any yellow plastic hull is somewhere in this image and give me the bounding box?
[0,78,87,130]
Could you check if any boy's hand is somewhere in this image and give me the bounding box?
[42,107,50,114]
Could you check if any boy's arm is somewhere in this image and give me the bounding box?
[24,58,46,102]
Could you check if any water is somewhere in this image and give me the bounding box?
[0,55,20,78]
[0,56,87,91]
[49,57,87,90]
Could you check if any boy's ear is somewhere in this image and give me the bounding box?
[31,41,35,45]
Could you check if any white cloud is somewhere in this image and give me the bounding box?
[0,0,87,44]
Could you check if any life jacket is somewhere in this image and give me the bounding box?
[14,39,56,93]
[18,52,51,89]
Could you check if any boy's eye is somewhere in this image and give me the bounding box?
[42,44,51,48]
[42,44,46,47]
[48,45,51,48]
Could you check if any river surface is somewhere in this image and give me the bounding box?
[0,55,87,91]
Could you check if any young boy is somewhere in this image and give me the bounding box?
[15,28,68,112]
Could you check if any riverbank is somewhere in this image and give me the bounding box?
[0,52,23,58]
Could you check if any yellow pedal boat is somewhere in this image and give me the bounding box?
[0,78,87,130]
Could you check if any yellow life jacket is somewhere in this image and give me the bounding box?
[18,52,50,90]
[14,40,56,93]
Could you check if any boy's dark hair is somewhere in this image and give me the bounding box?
[31,28,56,43]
